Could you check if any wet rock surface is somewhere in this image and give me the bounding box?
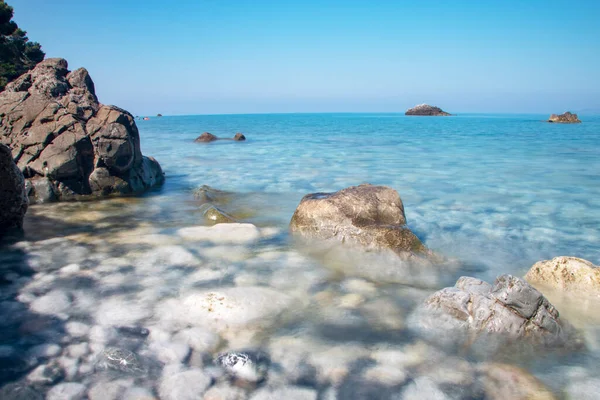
[0,58,164,203]
[216,350,271,386]
[289,184,427,256]
[548,111,581,123]
[405,104,451,116]
[526,256,600,294]
[409,275,584,351]
[0,143,28,235]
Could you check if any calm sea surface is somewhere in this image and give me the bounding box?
[5,113,600,397]
[141,113,600,276]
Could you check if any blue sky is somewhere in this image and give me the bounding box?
[10,0,600,115]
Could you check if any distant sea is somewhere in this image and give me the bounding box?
[140,112,600,279]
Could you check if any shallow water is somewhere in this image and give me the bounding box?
[2,113,600,398]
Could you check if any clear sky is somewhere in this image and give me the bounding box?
[9,0,600,115]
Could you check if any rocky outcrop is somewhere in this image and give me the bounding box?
[289,184,427,256]
[548,112,581,123]
[526,256,600,294]
[195,132,247,142]
[405,104,451,116]
[0,58,164,203]
[0,143,28,235]
[408,275,583,350]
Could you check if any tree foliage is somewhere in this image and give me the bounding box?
[0,0,45,91]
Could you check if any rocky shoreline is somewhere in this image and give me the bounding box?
[1,180,598,399]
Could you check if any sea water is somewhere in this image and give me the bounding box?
[2,113,600,398]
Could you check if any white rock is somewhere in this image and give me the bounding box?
[95,297,151,326]
[29,343,61,358]
[88,379,134,400]
[177,223,261,245]
[250,386,317,400]
[59,264,81,276]
[363,365,408,386]
[400,376,451,400]
[30,290,71,316]
[89,325,117,344]
[57,356,79,380]
[157,287,294,336]
[564,378,600,400]
[46,382,86,400]
[66,342,89,358]
[66,321,90,338]
[137,245,200,268]
[148,341,190,364]
[158,369,212,400]
[173,327,221,353]
[122,386,157,400]
[27,362,64,385]
[203,383,247,400]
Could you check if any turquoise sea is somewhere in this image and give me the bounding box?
[141,113,600,278]
[4,113,600,398]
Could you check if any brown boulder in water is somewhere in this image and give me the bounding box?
[289,183,427,256]
[195,132,219,142]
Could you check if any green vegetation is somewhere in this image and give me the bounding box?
[0,0,44,91]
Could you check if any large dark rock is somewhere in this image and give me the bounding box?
[0,58,164,203]
[548,112,581,123]
[0,143,28,235]
[289,184,427,256]
[408,275,584,351]
[195,132,218,142]
[405,104,451,116]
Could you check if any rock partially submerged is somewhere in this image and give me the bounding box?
[0,58,164,203]
[548,112,581,123]
[215,350,270,386]
[0,143,28,235]
[289,184,427,257]
[409,275,583,351]
[525,256,600,294]
[405,104,451,116]
[195,132,247,142]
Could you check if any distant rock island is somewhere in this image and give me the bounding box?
[405,104,451,116]
[548,112,581,123]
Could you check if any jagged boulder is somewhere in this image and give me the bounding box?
[526,256,600,294]
[408,275,584,351]
[405,104,451,116]
[0,58,164,203]
[0,143,28,235]
[289,184,427,256]
[548,112,581,123]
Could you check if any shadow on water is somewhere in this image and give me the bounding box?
[0,207,156,396]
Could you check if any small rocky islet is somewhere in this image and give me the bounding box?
[405,104,451,116]
[1,68,599,399]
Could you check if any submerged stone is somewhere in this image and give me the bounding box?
[215,350,270,386]
[525,256,600,294]
[95,347,146,374]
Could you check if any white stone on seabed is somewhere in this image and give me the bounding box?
[66,342,90,358]
[46,382,87,400]
[147,341,190,364]
[88,378,134,400]
[57,356,79,380]
[95,296,151,326]
[173,327,221,353]
[400,376,452,400]
[136,245,200,268]
[177,223,261,245]
[66,321,91,338]
[564,378,600,400]
[122,386,157,400]
[89,325,117,344]
[59,263,81,276]
[157,286,294,334]
[203,382,247,400]
[30,290,71,316]
[249,386,318,400]
[28,343,61,358]
[158,369,212,400]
